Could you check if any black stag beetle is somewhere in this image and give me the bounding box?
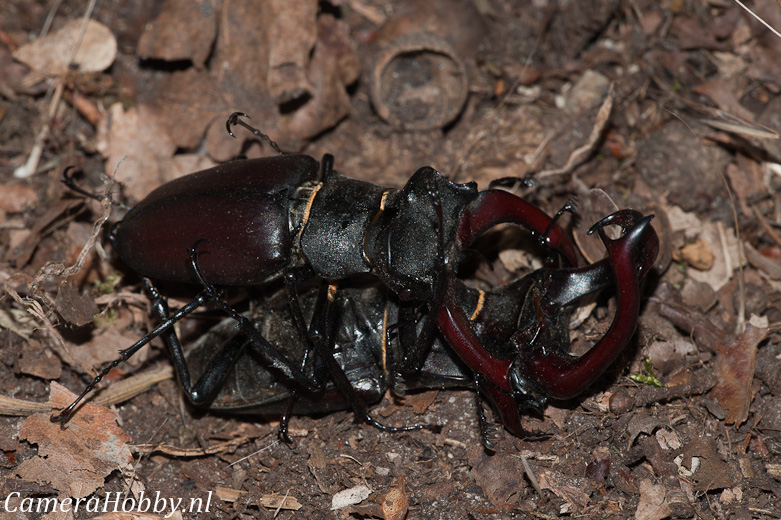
[54,112,658,444]
[177,209,656,445]
[53,112,576,426]
[181,283,470,419]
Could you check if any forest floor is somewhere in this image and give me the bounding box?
[1,1,781,519]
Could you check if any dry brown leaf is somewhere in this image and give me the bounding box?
[4,199,81,268]
[681,436,734,492]
[215,486,245,502]
[406,390,438,415]
[0,183,38,213]
[711,324,767,425]
[635,479,671,520]
[0,307,37,341]
[17,340,62,380]
[726,161,766,217]
[55,280,98,327]
[745,243,781,280]
[98,103,177,202]
[646,339,697,376]
[258,493,302,510]
[470,448,527,507]
[65,325,147,371]
[279,13,359,139]
[13,19,117,75]
[383,476,409,520]
[685,221,742,292]
[267,0,317,103]
[691,80,755,122]
[673,238,715,271]
[331,485,371,510]
[537,83,615,178]
[15,382,133,498]
[626,413,663,450]
[136,0,217,67]
[537,469,590,513]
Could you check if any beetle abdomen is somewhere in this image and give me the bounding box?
[112,155,319,285]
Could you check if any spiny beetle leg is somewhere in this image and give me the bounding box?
[388,174,451,391]
[474,375,500,451]
[225,112,283,154]
[187,241,318,390]
[277,389,299,444]
[61,166,130,211]
[539,198,578,263]
[487,176,536,190]
[51,290,213,425]
[145,278,265,406]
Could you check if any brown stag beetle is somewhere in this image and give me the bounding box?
[132,209,654,446]
[152,209,656,447]
[54,113,658,447]
[53,112,578,426]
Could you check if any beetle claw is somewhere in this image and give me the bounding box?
[225,111,250,138]
[514,209,659,401]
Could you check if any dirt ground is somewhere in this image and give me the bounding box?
[1,0,781,519]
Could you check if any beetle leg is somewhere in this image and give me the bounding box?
[277,392,298,443]
[308,283,425,433]
[284,271,328,389]
[487,176,536,190]
[539,199,577,264]
[274,280,332,441]
[392,304,442,395]
[225,112,283,154]
[51,289,213,425]
[473,374,501,450]
[145,278,271,407]
[386,175,450,392]
[186,242,319,391]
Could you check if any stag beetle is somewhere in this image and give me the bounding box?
[162,209,656,444]
[105,113,578,386]
[54,113,658,444]
[182,283,470,417]
[53,112,578,426]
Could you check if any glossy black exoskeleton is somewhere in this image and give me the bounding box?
[55,113,660,446]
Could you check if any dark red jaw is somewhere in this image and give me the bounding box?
[439,207,659,437]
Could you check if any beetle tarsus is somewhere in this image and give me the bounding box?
[474,377,499,451]
[225,111,283,154]
[539,198,577,254]
[51,289,215,424]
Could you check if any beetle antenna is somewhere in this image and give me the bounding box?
[225,112,284,155]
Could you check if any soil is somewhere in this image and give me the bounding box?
[1,1,781,519]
